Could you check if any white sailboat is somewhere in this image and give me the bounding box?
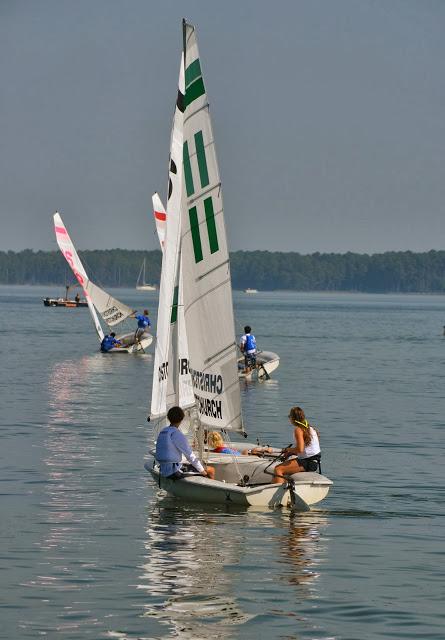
[145,20,332,509]
[54,212,153,353]
[238,350,281,380]
[154,194,280,381]
[136,258,157,291]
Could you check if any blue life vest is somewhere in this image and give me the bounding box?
[100,335,117,352]
[136,314,151,329]
[244,333,256,353]
[156,425,188,463]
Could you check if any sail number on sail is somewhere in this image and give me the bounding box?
[102,306,125,325]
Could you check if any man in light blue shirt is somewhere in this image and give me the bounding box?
[155,406,215,479]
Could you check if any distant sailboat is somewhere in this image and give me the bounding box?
[54,212,153,353]
[136,258,156,291]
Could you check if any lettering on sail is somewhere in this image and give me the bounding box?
[179,359,223,394]
[62,250,85,287]
[194,393,223,419]
[158,362,168,382]
[179,358,223,420]
[102,305,124,324]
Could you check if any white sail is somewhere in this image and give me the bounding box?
[53,212,104,340]
[152,192,166,251]
[150,54,194,419]
[179,21,243,433]
[53,213,134,332]
[86,280,134,327]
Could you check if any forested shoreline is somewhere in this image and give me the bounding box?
[0,249,444,293]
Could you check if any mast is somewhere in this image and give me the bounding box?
[179,20,244,434]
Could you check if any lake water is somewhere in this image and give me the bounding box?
[0,285,444,639]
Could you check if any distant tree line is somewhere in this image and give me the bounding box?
[0,249,444,293]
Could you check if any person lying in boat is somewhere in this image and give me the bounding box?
[100,332,122,353]
[240,325,257,374]
[156,406,215,480]
[132,309,151,342]
[208,431,273,456]
[272,406,321,484]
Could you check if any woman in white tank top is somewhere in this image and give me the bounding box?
[272,406,321,483]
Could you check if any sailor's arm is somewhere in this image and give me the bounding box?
[171,429,205,473]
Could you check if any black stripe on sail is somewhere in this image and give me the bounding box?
[176,90,185,113]
[170,159,177,174]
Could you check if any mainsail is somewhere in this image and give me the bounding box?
[53,212,104,340]
[150,54,194,419]
[53,212,134,334]
[179,21,243,433]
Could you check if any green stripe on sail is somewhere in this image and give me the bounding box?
[194,131,209,188]
[170,285,179,323]
[189,207,203,263]
[185,77,205,108]
[183,142,195,197]
[185,59,202,88]
[204,197,219,254]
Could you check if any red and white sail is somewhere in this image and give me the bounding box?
[53,212,134,337]
[152,192,166,251]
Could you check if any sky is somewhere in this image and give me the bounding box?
[0,0,444,254]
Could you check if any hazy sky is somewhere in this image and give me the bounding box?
[1,0,444,253]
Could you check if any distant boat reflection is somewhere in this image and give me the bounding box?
[36,356,109,559]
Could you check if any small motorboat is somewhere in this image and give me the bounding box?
[43,285,88,307]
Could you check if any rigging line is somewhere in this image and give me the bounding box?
[183,276,231,315]
[184,100,210,126]
[187,182,221,206]
[204,341,235,365]
[197,259,230,282]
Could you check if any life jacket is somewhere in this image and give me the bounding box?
[213,446,241,456]
[156,426,184,463]
[100,335,115,352]
[137,314,150,328]
[244,333,256,352]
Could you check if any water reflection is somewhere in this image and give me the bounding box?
[20,356,108,635]
[138,498,330,638]
[277,511,329,588]
[139,498,254,639]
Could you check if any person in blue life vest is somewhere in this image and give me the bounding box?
[208,431,273,457]
[132,309,151,342]
[100,332,122,353]
[240,325,257,373]
[272,406,322,483]
[155,406,215,479]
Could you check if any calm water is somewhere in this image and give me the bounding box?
[0,285,444,639]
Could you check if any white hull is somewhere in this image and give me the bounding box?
[145,453,332,510]
[136,285,157,291]
[108,332,153,353]
[238,350,280,379]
